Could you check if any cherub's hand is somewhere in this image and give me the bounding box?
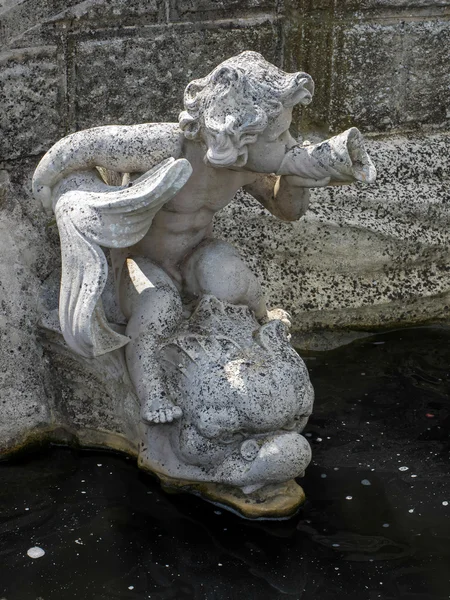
[282,174,330,188]
[263,308,292,329]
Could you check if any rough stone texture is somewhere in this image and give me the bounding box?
[0,169,52,452]
[0,46,62,160]
[283,0,450,134]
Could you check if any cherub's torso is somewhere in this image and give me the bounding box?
[129,127,256,281]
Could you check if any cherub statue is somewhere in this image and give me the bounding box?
[33,51,375,417]
[33,52,375,515]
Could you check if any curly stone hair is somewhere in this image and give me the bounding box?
[178,51,315,168]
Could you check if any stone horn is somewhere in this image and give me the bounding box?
[277,127,377,184]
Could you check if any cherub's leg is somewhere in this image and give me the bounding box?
[181,239,268,319]
[120,257,184,424]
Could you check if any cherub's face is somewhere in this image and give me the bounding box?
[244,107,297,174]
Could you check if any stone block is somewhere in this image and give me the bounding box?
[295,0,450,11]
[0,1,74,48]
[47,0,164,27]
[74,23,280,129]
[0,1,165,49]
[0,46,62,160]
[400,20,450,127]
[357,0,450,8]
[169,0,277,21]
[328,19,450,132]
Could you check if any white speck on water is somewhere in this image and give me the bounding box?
[218,563,223,566]
[443,501,448,506]
[81,491,86,494]
[321,474,327,478]
[411,474,417,478]
[75,539,83,545]
[25,507,29,511]
[128,586,134,590]
[97,464,102,467]
[334,467,339,471]
[382,523,390,528]
[361,479,371,486]
[332,543,340,547]
[346,496,353,500]
[316,437,323,442]
[27,547,45,559]
[408,509,414,513]
[399,466,409,471]
[165,565,169,568]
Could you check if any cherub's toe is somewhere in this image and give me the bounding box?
[172,406,182,419]
[141,405,182,425]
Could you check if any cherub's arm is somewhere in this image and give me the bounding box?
[33,122,183,210]
[244,173,327,222]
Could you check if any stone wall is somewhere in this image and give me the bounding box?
[0,1,449,449]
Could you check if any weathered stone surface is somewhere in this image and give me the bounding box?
[169,0,277,21]
[0,46,62,160]
[284,1,450,134]
[74,23,279,129]
[329,20,450,132]
[46,0,164,25]
[0,0,164,49]
[0,161,139,455]
[0,171,52,451]
[215,132,450,332]
[0,0,79,47]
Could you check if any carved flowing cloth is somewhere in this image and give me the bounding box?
[53,158,192,358]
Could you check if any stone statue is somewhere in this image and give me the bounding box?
[33,51,376,518]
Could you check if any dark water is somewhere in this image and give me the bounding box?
[1,326,449,600]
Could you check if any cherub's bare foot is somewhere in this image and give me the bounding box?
[264,308,292,329]
[141,404,182,424]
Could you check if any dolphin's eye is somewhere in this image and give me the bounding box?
[220,431,245,445]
